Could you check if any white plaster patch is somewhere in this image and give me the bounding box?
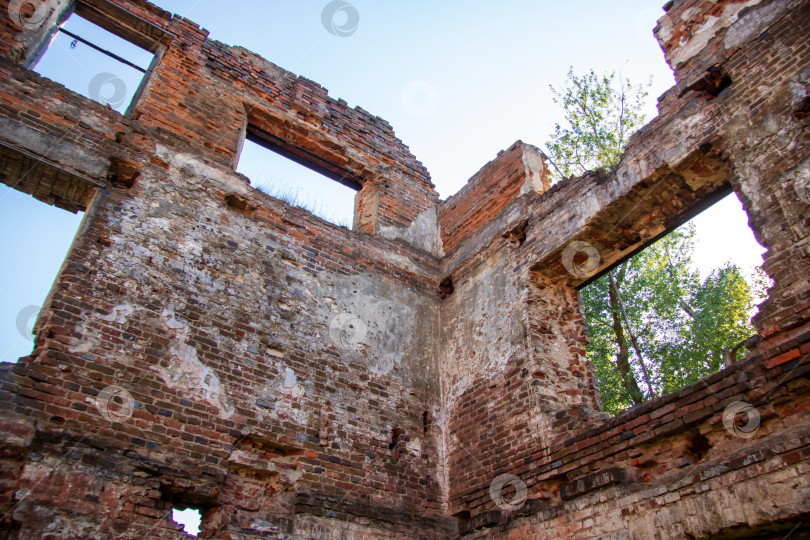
[70,341,95,354]
[440,250,526,401]
[724,0,798,51]
[521,144,549,195]
[654,12,674,45]
[178,238,203,258]
[319,272,421,379]
[660,110,712,168]
[329,313,368,351]
[68,318,100,354]
[99,302,134,324]
[162,305,187,329]
[152,307,235,418]
[379,205,444,258]
[668,0,761,68]
[155,144,246,193]
[272,360,306,400]
[284,367,297,388]
[78,110,117,136]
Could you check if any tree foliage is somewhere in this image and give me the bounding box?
[546,68,650,179]
[580,224,765,413]
[545,68,766,414]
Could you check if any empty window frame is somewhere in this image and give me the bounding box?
[0,184,84,363]
[31,9,162,115]
[237,129,360,228]
[579,192,768,415]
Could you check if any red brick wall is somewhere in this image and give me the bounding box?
[440,0,810,535]
[0,0,438,232]
[0,0,809,538]
[438,141,549,254]
[0,2,452,535]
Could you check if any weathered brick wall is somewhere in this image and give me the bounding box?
[0,0,72,63]
[0,0,808,538]
[139,16,437,233]
[0,67,454,537]
[713,3,810,364]
[463,349,810,537]
[2,0,437,232]
[440,0,810,536]
[0,91,453,537]
[0,0,452,536]
[438,141,549,255]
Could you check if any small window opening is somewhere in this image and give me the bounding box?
[580,192,770,415]
[33,13,155,114]
[237,136,358,228]
[171,507,202,537]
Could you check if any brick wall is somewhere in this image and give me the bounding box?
[0,0,452,535]
[0,0,808,538]
[438,141,550,255]
[0,71,454,535]
[439,0,810,536]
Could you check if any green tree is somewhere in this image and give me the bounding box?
[545,68,765,414]
[545,68,650,179]
[581,225,764,413]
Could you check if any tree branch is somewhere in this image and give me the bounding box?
[541,149,567,180]
[679,300,697,319]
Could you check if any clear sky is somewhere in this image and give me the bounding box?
[1,1,766,368]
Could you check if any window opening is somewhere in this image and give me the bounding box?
[237,137,357,228]
[580,192,770,415]
[33,13,155,113]
[171,507,202,537]
[0,185,83,363]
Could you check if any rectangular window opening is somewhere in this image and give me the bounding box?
[237,133,359,229]
[579,191,771,415]
[32,11,157,115]
[0,185,84,364]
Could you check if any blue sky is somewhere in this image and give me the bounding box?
[1,1,766,367]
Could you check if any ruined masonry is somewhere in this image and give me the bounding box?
[0,0,809,538]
